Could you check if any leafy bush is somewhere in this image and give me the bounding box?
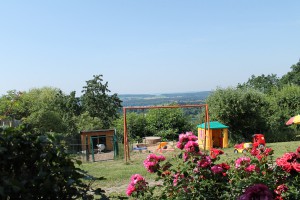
[0,127,105,199]
[126,132,300,199]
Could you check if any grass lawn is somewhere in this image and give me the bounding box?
[78,141,300,197]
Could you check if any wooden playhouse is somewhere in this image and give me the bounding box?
[197,121,229,150]
[80,129,115,152]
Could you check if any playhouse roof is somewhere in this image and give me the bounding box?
[197,121,228,129]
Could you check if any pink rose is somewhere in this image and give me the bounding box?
[211,165,223,174]
[235,157,251,168]
[245,164,257,173]
[184,141,199,153]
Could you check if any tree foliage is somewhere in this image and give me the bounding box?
[55,90,82,136]
[206,88,269,142]
[20,87,67,133]
[81,75,122,129]
[114,106,194,142]
[0,75,123,137]
[146,107,193,140]
[280,60,300,86]
[237,74,280,94]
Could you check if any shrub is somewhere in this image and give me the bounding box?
[0,127,105,199]
[126,132,300,199]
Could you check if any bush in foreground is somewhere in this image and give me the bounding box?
[0,127,105,199]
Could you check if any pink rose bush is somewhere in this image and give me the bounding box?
[126,174,148,197]
[126,131,300,199]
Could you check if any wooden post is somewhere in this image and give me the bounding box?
[203,104,210,151]
[123,107,129,162]
[85,135,89,162]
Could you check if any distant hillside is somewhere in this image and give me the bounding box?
[119,91,211,107]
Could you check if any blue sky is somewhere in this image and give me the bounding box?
[0,1,299,96]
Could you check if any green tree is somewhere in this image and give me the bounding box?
[76,111,104,131]
[206,87,269,142]
[113,105,194,142]
[145,106,193,140]
[265,85,300,141]
[81,75,122,129]
[20,87,67,133]
[55,90,82,136]
[237,74,280,94]
[0,90,24,122]
[280,60,300,86]
[113,112,148,143]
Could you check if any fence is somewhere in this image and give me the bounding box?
[64,130,121,162]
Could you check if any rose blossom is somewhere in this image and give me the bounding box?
[126,174,148,196]
[220,162,230,170]
[276,152,298,173]
[211,165,223,174]
[143,154,166,173]
[292,162,300,172]
[245,164,257,173]
[184,141,199,153]
[210,148,224,159]
[177,132,198,151]
[235,157,251,169]
[197,156,212,168]
[126,184,135,196]
[179,133,189,143]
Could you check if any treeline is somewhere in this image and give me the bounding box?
[1,61,300,144]
[0,75,122,141]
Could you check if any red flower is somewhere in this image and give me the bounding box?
[276,152,298,173]
[210,148,224,159]
[292,161,300,172]
[220,162,230,170]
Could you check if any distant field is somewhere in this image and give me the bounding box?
[119,91,211,106]
[79,141,299,197]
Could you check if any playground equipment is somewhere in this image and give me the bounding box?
[156,141,175,153]
[123,104,210,162]
[234,133,266,153]
[198,121,229,150]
